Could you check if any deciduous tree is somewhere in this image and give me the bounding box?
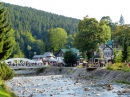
[47,28,67,52]
[74,17,111,59]
[64,51,77,67]
[113,24,130,62]
[66,34,74,48]
[114,50,123,63]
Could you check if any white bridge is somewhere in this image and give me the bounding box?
[4,58,45,69]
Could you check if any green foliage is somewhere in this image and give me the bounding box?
[74,17,111,59]
[97,48,104,59]
[0,62,14,80]
[12,31,45,58]
[77,64,83,68]
[66,34,74,48]
[4,3,79,36]
[100,16,116,33]
[100,16,112,24]
[82,51,88,61]
[47,28,68,52]
[10,42,24,58]
[113,24,130,62]
[113,48,117,63]
[114,50,123,63]
[0,82,17,97]
[106,63,123,70]
[126,46,130,62]
[100,20,111,40]
[27,45,31,51]
[0,2,15,61]
[67,68,72,73]
[0,3,79,58]
[115,80,130,85]
[64,51,77,67]
[106,63,130,72]
[121,65,130,72]
[89,76,94,79]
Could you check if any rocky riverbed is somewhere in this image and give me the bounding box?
[5,76,130,97]
[5,67,130,97]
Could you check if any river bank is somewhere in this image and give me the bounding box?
[15,67,130,82]
[5,67,130,97]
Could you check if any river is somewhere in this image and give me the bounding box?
[5,75,130,97]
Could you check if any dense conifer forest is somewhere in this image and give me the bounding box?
[3,3,79,58]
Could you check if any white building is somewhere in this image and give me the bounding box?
[32,52,65,66]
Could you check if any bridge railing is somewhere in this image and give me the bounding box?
[3,58,46,69]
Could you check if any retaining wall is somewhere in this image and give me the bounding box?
[14,67,130,82]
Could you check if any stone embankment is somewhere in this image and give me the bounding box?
[14,67,130,82]
[9,67,130,96]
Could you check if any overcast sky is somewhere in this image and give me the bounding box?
[1,0,130,24]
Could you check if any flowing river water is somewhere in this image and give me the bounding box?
[5,75,130,97]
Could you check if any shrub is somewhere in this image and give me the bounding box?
[106,63,123,70]
[0,62,14,80]
[67,68,72,74]
[121,65,130,72]
[77,64,83,68]
[106,63,130,72]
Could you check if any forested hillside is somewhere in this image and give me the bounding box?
[4,3,79,38]
[3,3,79,58]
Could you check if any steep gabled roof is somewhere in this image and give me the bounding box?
[60,48,79,54]
[43,52,54,57]
[106,40,113,45]
[70,48,79,54]
[103,44,113,50]
[33,55,44,58]
[60,49,69,53]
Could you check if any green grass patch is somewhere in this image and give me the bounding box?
[89,76,94,79]
[0,87,10,97]
[0,80,17,97]
[121,65,130,72]
[67,68,72,74]
[114,80,130,85]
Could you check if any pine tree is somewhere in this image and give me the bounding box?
[0,2,14,61]
[119,14,124,25]
[126,46,130,62]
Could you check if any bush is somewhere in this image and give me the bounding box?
[77,64,83,68]
[67,68,72,74]
[121,65,130,72]
[0,62,14,80]
[106,63,130,72]
[106,63,123,70]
